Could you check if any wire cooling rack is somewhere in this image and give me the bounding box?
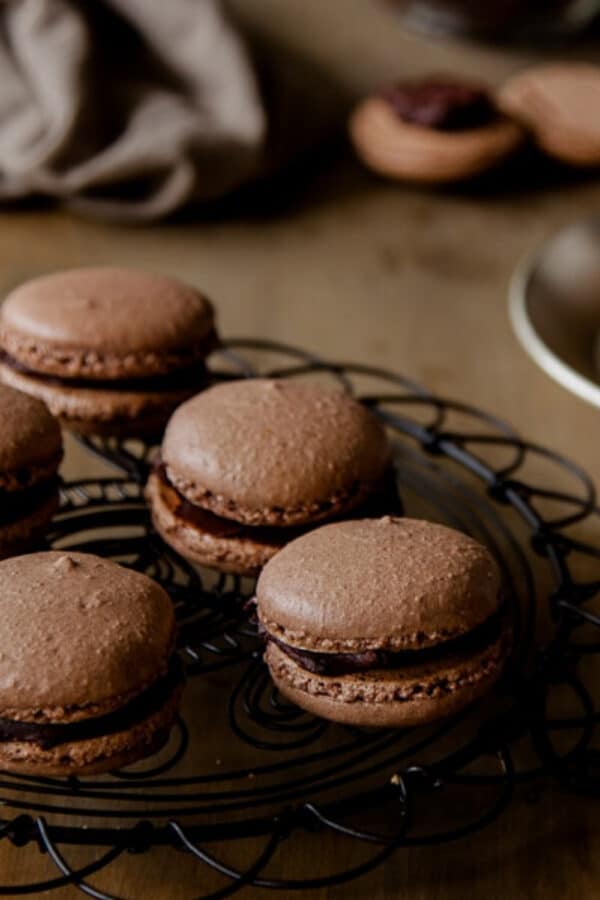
[1,338,599,898]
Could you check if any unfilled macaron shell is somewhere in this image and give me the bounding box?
[161,379,392,527]
[349,96,524,183]
[257,517,501,652]
[498,63,600,166]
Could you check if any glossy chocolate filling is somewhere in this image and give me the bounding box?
[381,80,495,131]
[0,655,183,750]
[155,462,403,541]
[0,477,59,526]
[268,611,504,677]
[0,333,217,393]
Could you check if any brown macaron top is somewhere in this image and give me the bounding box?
[0,267,216,379]
[0,552,176,721]
[257,517,501,652]
[498,63,600,166]
[162,379,392,527]
[0,384,62,490]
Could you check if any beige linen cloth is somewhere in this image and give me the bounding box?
[0,0,267,220]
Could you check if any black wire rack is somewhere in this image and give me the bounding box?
[1,338,599,898]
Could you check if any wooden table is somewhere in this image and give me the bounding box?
[1,1,599,896]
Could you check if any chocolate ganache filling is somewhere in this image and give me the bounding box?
[381,80,495,131]
[155,461,403,537]
[0,655,183,750]
[268,611,505,677]
[0,333,218,393]
[0,477,59,526]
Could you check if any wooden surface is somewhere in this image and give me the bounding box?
[1,1,600,896]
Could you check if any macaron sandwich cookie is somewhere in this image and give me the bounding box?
[147,378,398,576]
[0,552,182,775]
[257,517,509,728]
[0,267,218,436]
[349,77,524,184]
[0,384,62,559]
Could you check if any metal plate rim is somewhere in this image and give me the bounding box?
[508,232,600,410]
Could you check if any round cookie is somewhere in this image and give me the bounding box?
[0,267,218,436]
[0,552,182,776]
[148,378,398,576]
[349,78,524,183]
[256,517,509,728]
[0,384,63,559]
[498,63,600,167]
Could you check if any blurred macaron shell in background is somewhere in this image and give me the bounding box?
[498,63,600,167]
[349,77,525,183]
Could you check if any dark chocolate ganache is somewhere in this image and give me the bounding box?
[268,611,504,677]
[0,477,59,526]
[381,79,495,131]
[0,333,218,393]
[0,656,183,750]
[155,461,403,539]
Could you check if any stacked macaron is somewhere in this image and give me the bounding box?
[0,383,62,558]
[0,552,182,775]
[0,267,218,436]
[255,517,509,727]
[147,378,400,576]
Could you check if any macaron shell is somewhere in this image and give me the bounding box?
[0,488,59,560]
[498,63,600,166]
[0,684,182,776]
[0,383,62,483]
[147,470,283,576]
[266,628,508,727]
[0,552,175,718]
[0,457,61,494]
[257,517,501,652]
[1,267,215,378]
[0,361,203,437]
[349,96,523,183]
[162,379,392,526]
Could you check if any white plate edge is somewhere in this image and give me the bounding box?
[508,248,600,410]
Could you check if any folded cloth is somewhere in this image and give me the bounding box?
[0,0,267,221]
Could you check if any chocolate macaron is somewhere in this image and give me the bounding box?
[257,517,509,727]
[147,378,397,576]
[498,63,600,167]
[349,77,524,183]
[0,384,62,559]
[0,552,182,775]
[0,267,218,436]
